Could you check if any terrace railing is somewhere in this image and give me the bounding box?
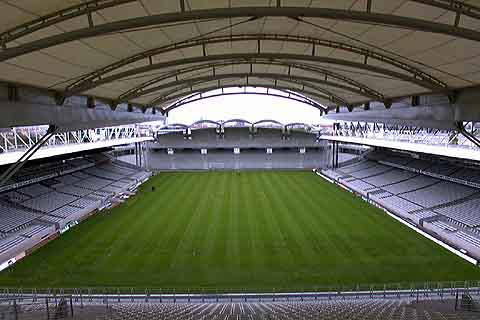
[2,280,480,302]
[1,281,480,319]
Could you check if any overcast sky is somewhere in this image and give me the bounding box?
[167,88,323,125]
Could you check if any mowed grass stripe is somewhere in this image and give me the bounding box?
[227,172,242,274]
[169,173,218,270]
[0,171,478,290]
[242,172,269,280]
[256,172,296,271]
[270,172,356,286]
[284,172,379,284]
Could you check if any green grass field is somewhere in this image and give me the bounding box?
[0,171,478,291]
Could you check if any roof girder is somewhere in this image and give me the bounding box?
[65,53,444,97]
[2,6,480,63]
[0,0,138,48]
[123,72,374,103]
[222,119,253,125]
[118,60,385,102]
[2,1,479,49]
[190,119,222,128]
[163,92,324,114]
[285,122,312,130]
[411,0,480,21]
[67,34,445,95]
[158,84,330,112]
[146,73,348,106]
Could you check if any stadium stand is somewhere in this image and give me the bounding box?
[3,295,480,320]
[363,169,417,187]
[22,191,78,213]
[321,149,480,259]
[434,198,480,228]
[147,149,328,170]
[153,127,323,150]
[380,175,439,195]
[0,154,151,264]
[106,299,476,320]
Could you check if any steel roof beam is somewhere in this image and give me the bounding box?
[157,84,331,112]
[121,72,373,103]
[161,87,326,111]
[0,0,137,49]
[3,1,480,50]
[67,34,443,94]
[117,60,385,102]
[161,91,324,114]
[149,74,348,106]
[285,122,312,129]
[190,119,222,128]
[1,7,480,63]
[411,0,480,21]
[222,119,253,125]
[160,89,330,111]
[63,53,443,98]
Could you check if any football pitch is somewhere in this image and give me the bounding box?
[1,171,478,291]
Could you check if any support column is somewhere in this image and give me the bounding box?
[139,142,143,168]
[0,125,57,187]
[331,141,335,169]
[134,143,138,166]
[456,121,480,148]
[335,142,339,168]
[331,140,339,169]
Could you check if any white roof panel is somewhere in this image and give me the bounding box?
[0,0,477,113]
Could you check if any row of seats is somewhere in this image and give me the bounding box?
[154,127,322,149]
[431,221,457,232]
[434,198,480,228]
[400,181,477,208]
[378,195,422,213]
[456,231,480,248]
[363,169,416,187]
[349,164,391,179]
[0,158,149,240]
[322,151,480,253]
[148,150,328,170]
[22,191,78,213]
[0,157,150,259]
[372,150,480,187]
[0,206,38,233]
[0,235,25,254]
[381,175,438,195]
[102,298,478,320]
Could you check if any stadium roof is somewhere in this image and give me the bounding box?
[0,0,480,115]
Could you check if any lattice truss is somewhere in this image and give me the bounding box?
[329,120,480,149]
[0,0,479,114]
[0,125,139,153]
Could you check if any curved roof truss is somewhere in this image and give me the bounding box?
[162,86,326,114]
[117,60,385,103]
[190,119,221,128]
[64,53,445,105]
[134,73,352,106]
[2,5,480,63]
[160,123,189,130]
[66,34,446,95]
[285,123,312,130]
[2,1,479,49]
[253,119,284,128]
[222,119,253,126]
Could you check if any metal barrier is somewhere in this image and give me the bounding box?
[1,282,480,319]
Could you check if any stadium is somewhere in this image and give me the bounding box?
[1,0,480,319]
